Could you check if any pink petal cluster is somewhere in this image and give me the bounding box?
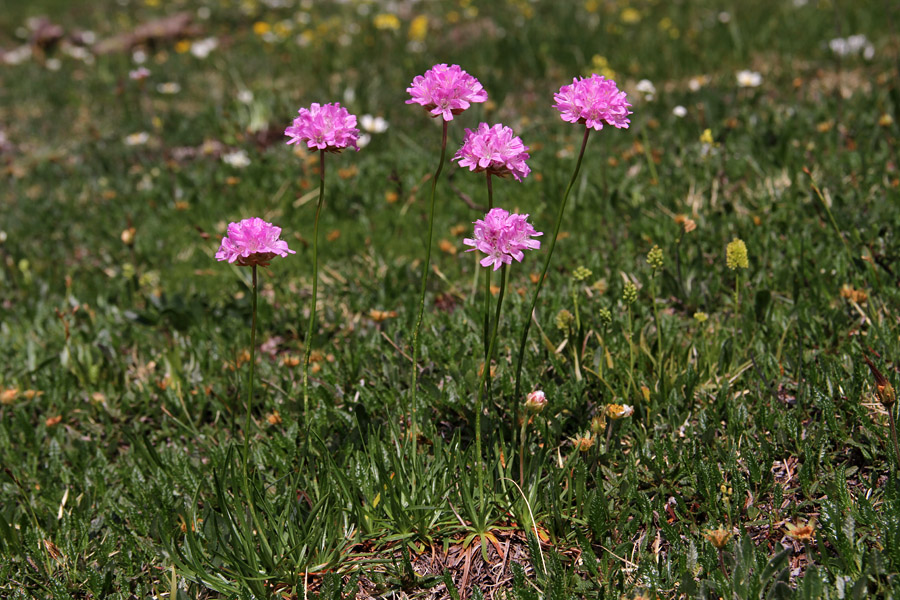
[464,208,542,271]
[453,123,531,182]
[553,74,632,131]
[215,217,295,267]
[406,63,488,121]
[285,102,360,152]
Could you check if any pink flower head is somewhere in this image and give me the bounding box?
[453,123,531,181]
[406,63,488,121]
[215,217,296,267]
[285,102,360,152]
[463,208,542,271]
[553,74,632,131]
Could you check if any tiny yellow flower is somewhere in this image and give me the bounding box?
[373,13,401,30]
[408,15,428,42]
[784,519,816,543]
[693,311,708,323]
[573,433,595,452]
[703,527,733,549]
[699,128,714,145]
[252,21,271,36]
[726,238,749,270]
[606,403,634,420]
[620,7,641,24]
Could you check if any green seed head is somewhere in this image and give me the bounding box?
[646,245,664,271]
[555,309,574,330]
[572,266,593,282]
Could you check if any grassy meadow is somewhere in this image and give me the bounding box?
[2,0,900,597]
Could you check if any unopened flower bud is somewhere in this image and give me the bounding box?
[121,227,136,246]
[525,390,547,413]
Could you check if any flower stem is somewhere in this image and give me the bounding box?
[410,120,449,448]
[626,305,635,400]
[651,275,663,380]
[889,408,900,472]
[518,415,528,489]
[476,264,507,507]
[245,264,258,459]
[484,173,494,404]
[303,149,326,421]
[513,126,591,425]
[733,272,740,345]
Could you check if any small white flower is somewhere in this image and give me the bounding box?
[718,11,731,23]
[359,114,389,133]
[190,37,218,59]
[736,70,762,88]
[672,105,687,118]
[356,133,372,149]
[688,75,707,92]
[343,87,356,105]
[636,79,656,101]
[0,230,7,243]
[125,132,150,146]
[197,6,211,19]
[237,89,254,104]
[2,45,32,65]
[863,44,875,60]
[793,0,808,6]
[46,58,62,71]
[157,82,181,94]
[132,49,147,64]
[80,30,96,45]
[829,38,850,56]
[222,150,251,168]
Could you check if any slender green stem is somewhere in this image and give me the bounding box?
[476,264,507,507]
[626,305,635,400]
[303,150,326,421]
[513,126,591,423]
[651,275,663,376]
[410,120,449,447]
[889,409,900,472]
[518,416,528,489]
[483,173,494,403]
[245,264,257,458]
[674,229,687,301]
[572,289,583,381]
[733,273,740,344]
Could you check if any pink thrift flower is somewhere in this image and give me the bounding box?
[453,123,531,182]
[215,217,296,267]
[463,208,542,271]
[406,63,488,121]
[285,102,360,152]
[553,74,632,131]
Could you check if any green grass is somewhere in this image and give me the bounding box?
[2,0,900,597]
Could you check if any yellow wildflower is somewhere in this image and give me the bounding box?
[726,238,749,270]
